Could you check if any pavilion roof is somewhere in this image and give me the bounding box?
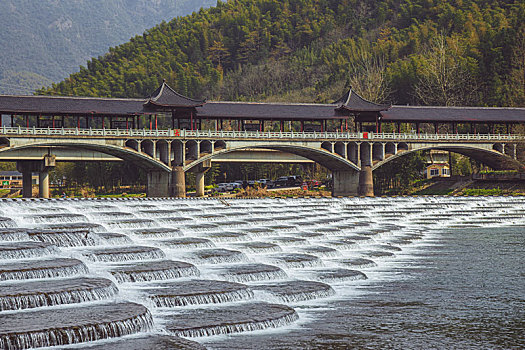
[0,94,148,116]
[335,89,390,113]
[0,84,524,124]
[145,81,204,108]
[380,106,525,123]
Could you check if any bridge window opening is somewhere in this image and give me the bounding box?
[398,142,409,152]
[321,141,333,153]
[303,121,322,132]
[214,140,226,151]
[186,140,199,160]
[38,116,64,128]
[200,141,213,154]
[109,116,135,129]
[243,120,261,131]
[141,140,154,157]
[0,137,9,148]
[334,142,346,157]
[385,142,396,156]
[125,140,139,151]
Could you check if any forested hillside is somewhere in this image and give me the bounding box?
[41,0,525,108]
[0,0,215,94]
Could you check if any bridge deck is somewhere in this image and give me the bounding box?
[0,127,522,142]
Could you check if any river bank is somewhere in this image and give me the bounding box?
[2,179,525,198]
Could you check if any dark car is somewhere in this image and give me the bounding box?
[275,176,302,187]
[275,176,289,187]
[288,175,303,186]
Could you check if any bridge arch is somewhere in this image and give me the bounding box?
[184,144,360,173]
[0,141,171,172]
[372,144,523,171]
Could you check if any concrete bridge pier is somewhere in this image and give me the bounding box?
[39,171,49,198]
[17,155,55,198]
[147,171,170,197]
[193,159,212,197]
[170,166,186,197]
[358,166,374,196]
[195,172,206,197]
[358,142,374,196]
[20,166,32,198]
[332,170,359,196]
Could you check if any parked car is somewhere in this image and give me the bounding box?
[258,179,272,188]
[274,176,302,187]
[287,175,303,186]
[231,182,242,189]
[216,183,234,192]
[275,176,289,187]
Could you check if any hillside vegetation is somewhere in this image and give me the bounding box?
[40,0,525,108]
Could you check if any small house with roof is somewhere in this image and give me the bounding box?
[426,151,451,179]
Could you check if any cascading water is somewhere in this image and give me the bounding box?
[0,196,523,349]
[0,277,118,311]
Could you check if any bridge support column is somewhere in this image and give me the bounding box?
[332,170,359,197]
[21,169,32,198]
[358,166,374,196]
[195,172,206,197]
[357,142,373,196]
[147,171,170,197]
[170,166,186,197]
[193,159,211,198]
[39,171,49,198]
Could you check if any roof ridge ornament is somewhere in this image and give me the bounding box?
[334,87,390,113]
[145,80,205,108]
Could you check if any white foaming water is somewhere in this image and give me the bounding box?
[0,196,523,348]
[0,278,119,311]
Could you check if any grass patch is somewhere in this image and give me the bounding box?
[462,188,504,196]
[97,193,146,198]
[415,188,454,195]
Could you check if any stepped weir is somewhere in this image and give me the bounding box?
[0,196,524,349]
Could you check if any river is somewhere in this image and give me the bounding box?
[0,197,522,349]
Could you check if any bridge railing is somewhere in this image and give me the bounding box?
[0,126,523,141]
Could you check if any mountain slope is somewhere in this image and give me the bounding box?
[40,0,524,108]
[0,0,215,94]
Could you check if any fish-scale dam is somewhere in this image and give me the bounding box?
[0,196,524,349]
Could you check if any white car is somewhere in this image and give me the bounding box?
[258,179,269,185]
[230,182,242,189]
[216,183,233,192]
